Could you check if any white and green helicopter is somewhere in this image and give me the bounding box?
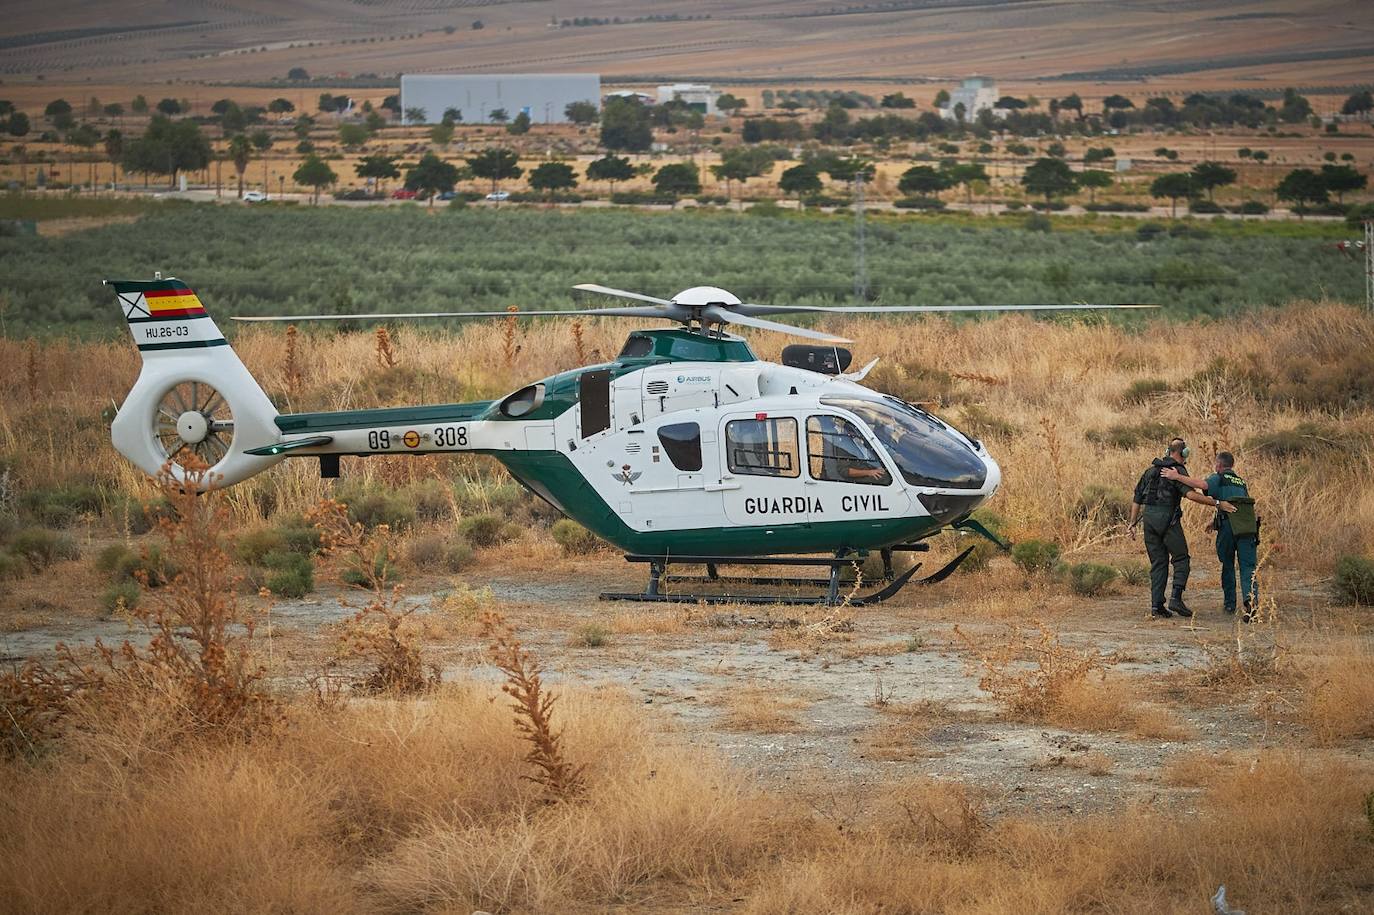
[108,276,1151,605]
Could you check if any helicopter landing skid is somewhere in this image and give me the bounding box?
[600,546,975,607]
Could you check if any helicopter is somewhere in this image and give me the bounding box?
[107,276,1153,605]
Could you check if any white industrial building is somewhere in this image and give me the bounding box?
[656,83,721,115]
[399,73,601,124]
[939,76,1000,120]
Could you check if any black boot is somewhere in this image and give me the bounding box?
[1223,604,1236,615]
[1168,594,1193,618]
[1151,605,1172,619]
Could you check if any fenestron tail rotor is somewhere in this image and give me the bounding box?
[231,283,1158,343]
[154,381,235,470]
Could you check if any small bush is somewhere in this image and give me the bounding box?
[8,528,78,571]
[1119,378,1170,405]
[1086,420,1171,450]
[399,480,453,522]
[100,580,140,613]
[1023,212,1052,232]
[342,547,400,589]
[1188,199,1225,214]
[1116,561,1150,586]
[18,484,107,526]
[406,534,446,568]
[1136,221,1167,241]
[114,545,176,587]
[1233,200,1269,215]
[343,489,415,531]
[236,527,287,565]
[262,551,313,599]
[0,551,25,581]
[570,623,610,648]
[459,513,512,547]
[1333,556,1374,605]
[551,519,602,555]
[95,542,134,575]
[1067,562,1119,597]
[443,539,475,572]
[1073,484,1132,524]
[1246,422,1357,459]
[1012,539,1060,575]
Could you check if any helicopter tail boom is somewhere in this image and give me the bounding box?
[107,278,283,487]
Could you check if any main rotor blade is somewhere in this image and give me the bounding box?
[231,306,667,323]
[735,302,1159,316]
[571,283,675,306]
[702,306,852,344]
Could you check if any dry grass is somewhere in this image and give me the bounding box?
[1299,637,1374,745]
[742,752,1374,915]
[955,621,1192,739]
[716,681,814,733]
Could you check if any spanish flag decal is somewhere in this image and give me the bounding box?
[143,287,207,317]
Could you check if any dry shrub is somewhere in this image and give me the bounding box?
[744,752,1373,915]
[718,681,813,733]
[480,610,584,801]
[311,499,436,694]
[1300,638,1374,744]
[0,684,768,914]
[955,620,1113,720]
[955,622,1188,737]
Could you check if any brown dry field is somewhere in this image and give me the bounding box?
[1,0,1371,107]
[2,305,1373,911]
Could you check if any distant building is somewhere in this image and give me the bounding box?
[604,89,655,105]
[939,76,1000,121]
[656,83,721,115]
[399,73,601,124]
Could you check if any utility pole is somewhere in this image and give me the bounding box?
[853,173,868,303]
[1366,220,1373,312]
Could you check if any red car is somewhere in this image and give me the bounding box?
[390,188,418,200]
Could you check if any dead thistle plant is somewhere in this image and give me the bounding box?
[3,458,276,750]
[310,499,436,694]
[374,325,398,369]
[502,305,521,370]
[571,317,587,365]
[283,324,302,399]
[479,610,584,802]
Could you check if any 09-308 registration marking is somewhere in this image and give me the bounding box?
[367,426,468,452]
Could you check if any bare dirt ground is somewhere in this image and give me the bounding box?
[10,548,1365,820]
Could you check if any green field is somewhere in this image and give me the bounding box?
[0,202,1362,337]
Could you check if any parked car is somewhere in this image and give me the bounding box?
[241,190,267,203]
[437,190,458,201]
[391,188,418,200]
[485,190,510,201]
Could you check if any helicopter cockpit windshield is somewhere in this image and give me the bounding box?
[823,397,986,490]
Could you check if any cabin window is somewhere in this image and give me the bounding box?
[726,417,799,478]
[807,415,891,485]
[657,422,703,471]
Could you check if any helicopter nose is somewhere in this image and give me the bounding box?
[912,442,1000,526]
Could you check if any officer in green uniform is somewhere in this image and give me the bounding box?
[1128,438,1235,619]
[1162,452,1258,619]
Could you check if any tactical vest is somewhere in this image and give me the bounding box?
[1135,460,1181,508]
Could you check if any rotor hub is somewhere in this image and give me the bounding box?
[176,410,209,444]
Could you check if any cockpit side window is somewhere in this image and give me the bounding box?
[807,415,891,485]
[726,417,799,478]
[824,397,986,490]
